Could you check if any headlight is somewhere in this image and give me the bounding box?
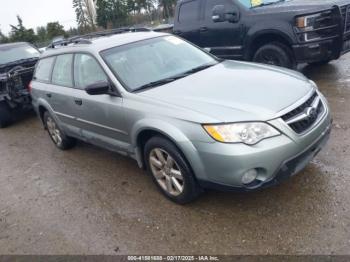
[296,13,322,42]
[203,122,280,145]
[296,14,321,29]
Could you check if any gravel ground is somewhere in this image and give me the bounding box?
[0,55,349,255]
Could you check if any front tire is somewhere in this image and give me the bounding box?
[43,111,76,150]
[253,42,296,69]
[0,102,13,128]
[144,136,201,204]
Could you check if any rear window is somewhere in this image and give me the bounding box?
[34,57,55,82]
[52,54,73,87]
[178,0,200,23]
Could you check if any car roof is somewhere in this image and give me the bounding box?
[41,31,169,58]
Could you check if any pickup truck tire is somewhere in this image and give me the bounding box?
[0,102,13,128]
[43,111,76,150]
[253,42,296,69]
[144,136,202,204]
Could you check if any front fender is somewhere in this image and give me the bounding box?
[244,26,295,58]
[130,118,207,178]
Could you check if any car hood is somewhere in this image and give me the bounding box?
[139,61,314,123]
[255,0,349,14]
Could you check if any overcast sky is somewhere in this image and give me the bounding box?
[0,0,77,35]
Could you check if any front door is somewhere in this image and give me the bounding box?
[71,53,128,151]
[200,0,243,59]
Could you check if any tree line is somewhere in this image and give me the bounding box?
[0,16,78,46]
[75,0,176,31]
[0,0,175,46]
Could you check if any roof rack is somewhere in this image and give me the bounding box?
[48,27,152,49]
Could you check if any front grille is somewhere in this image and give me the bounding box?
[282,92,325,134]
[341,5,350,33]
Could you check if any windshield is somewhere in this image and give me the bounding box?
[101,36,218,92]
[0,43,40,65]
[238,0,285,8]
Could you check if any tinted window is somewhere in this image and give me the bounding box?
[178,0,200,23]
[74,54,108,89]
[52,54,73,87]
[34,57,55,82]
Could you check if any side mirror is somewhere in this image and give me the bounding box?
[212,5,226,22]
[85,81,110,95]
[212,5,240,23]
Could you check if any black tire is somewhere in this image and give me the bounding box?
[144,136,202,204]
[253,42,296,69]
[0,102,13,128]
[43,111,76,150]
[308,59,332,66]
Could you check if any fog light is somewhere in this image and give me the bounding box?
[242,169,258,185]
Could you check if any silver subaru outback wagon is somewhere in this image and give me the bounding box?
[30,32,332,204]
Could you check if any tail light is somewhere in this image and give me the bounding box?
[28,81,33,92]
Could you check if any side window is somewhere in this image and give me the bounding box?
[34,57,55,82]
[205,0,235,21]
[74,54,108,89]
[52,54,73,87]
[178,0,200,23]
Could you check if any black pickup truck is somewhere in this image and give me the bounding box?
[0,43,40,127]
[173,0,350,68]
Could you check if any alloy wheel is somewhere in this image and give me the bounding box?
[46,116,62,146]
[149,148,184,196]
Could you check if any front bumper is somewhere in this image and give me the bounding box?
[182,96,332,191]
[293,37,342,63]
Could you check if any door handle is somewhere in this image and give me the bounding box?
[200,27,208,32]
[46,93,52,98]
[74,99,83,106]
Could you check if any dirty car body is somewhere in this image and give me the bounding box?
[0,42,40,127]
[30,32,332,203]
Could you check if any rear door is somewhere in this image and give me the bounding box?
[174,0,202,45]
[200,0,244,59]
[44,54,82,137]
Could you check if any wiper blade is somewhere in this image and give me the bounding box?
[182,63,217,75]
[135,78,177,91]
[134,63,218,92]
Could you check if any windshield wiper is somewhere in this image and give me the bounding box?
[134,63,218,92]
[134,77,178,92]
[182,63,217,75]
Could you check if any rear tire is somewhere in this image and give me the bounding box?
[253,42,296,69]
[43,111,76,150]
[144,136,202,204]
[0,102,13,128]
